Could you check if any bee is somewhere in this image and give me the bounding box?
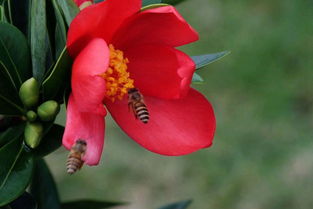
[66,139,87,174]
[128,88,149,124]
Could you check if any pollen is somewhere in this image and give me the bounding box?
[100,44,134,102]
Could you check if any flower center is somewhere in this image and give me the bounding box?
[100,44,134,102]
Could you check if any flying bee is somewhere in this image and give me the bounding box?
[66,139,87,174]
[128,88,149,124]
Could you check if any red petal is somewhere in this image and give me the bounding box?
[63,95,105,165]
[112,6,198,50]
[67,0,141,57]
[71,38,108,115]
[125,44,195,99]
[106,89,215,156]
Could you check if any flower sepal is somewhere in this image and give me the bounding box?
[141,3,169,11]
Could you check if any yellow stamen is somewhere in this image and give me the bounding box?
[100,44,134,102]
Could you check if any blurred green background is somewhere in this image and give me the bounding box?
[49,0,313,208]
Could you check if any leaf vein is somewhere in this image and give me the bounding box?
[0,37,22,85]
[0,144,23,189]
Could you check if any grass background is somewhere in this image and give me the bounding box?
[49,0,313,208]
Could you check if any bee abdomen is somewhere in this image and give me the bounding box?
[135,104,149,123]
[66,153,84,174]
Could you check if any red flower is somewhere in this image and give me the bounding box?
[63,0,216,165]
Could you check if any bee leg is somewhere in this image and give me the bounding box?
[128,102,131,112]
[133,106,138,119]
[127,102,135,119]
[78,160,84,170]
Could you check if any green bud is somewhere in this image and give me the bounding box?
[26,110,37,122]
[37,100,60,122]
[19,78,40,108]
[24,122,43,149]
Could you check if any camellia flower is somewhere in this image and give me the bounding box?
[63,0,216,166]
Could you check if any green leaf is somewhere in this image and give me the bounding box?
[142,0,185,6]
[34,124,64,157]
[0,22,31,89]
[0,124,24,148]
[0,5,8,22]
[30,159,61,209]
[30,0,50,82]
[46,0,57,62]
[162,0,186,5]
[56,0,79,27]
[63,86,71,106]
[8,192,37,209]
[192,72,204,83]
[157,200,192,209]
[10,0,31,36]
[52,0,67,58]
[0,116,23,132]
[141,3,168,11]
[0,138,34,206]
[192,51,230,70]
[97,0,185,5]
[42,48,72,101]
[142,0,162,7]
[62,200,125,209]
[2,0,12,23]
[0,6,2,20]
[0,62,25,115]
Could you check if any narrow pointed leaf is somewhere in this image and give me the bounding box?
[192,51,230,70]
[42,48,72,101]
[0,6,7,22]
[162,0,186,5]
[0,22,31,89]
[46,0,57,62]
[30,159,61,209]
[52,0,67,58]
[192,72,204,83]
[141,3,168,11]
[10,0,31,36]
[30,0,49,82]
[62,200,125,209]
[56,0,79,26]
[3,0,12,23]
[142,0,185,6]
[34,124,64,157]
[142,0,161,6]
[98,0,185,5]
[0,62,25,116]
[157,200,192,209]
[0,137,34,206]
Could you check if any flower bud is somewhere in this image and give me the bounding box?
[24,122,43,149]
[37,100,60,122]
[26,110,37,122]
[19,78,39,108]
